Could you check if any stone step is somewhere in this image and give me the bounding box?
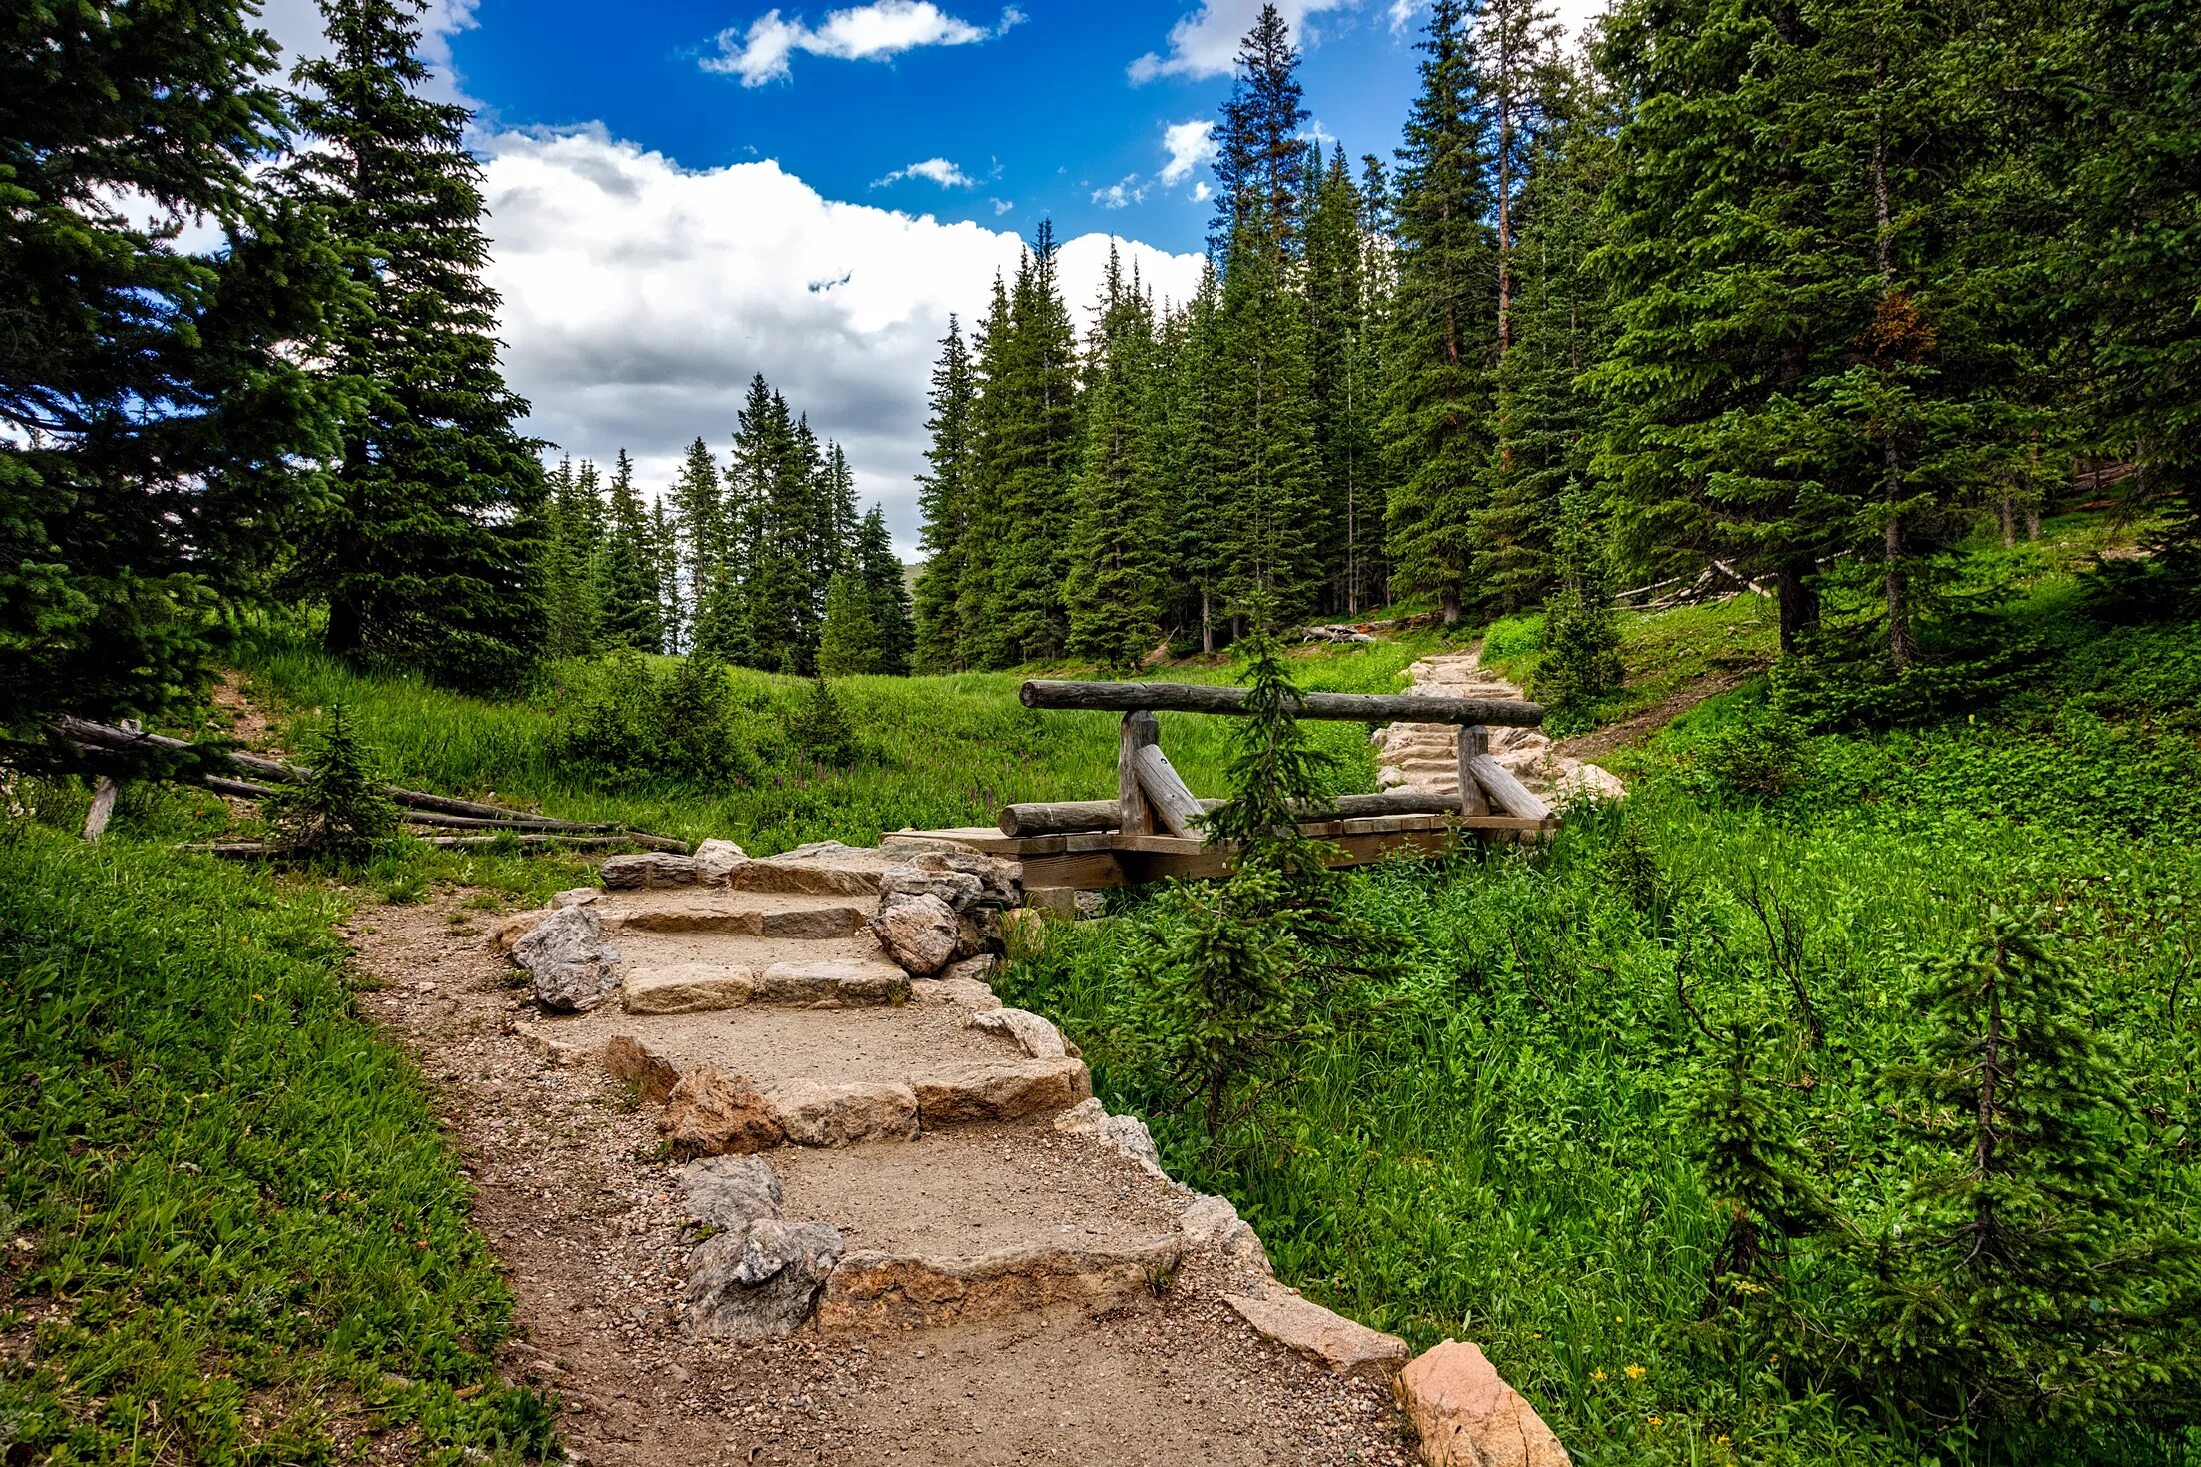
[622,958,909,1014]
[603,890,870,938]
[733,840,905,896]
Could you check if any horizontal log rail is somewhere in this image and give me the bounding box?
[997,789,1477,838]
[1019,679,1547,728]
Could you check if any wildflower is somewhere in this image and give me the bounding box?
[1648,1415,1663,1428]
[1624,1364,1646,1381]
[1591,1369,1606,1382]
[1715,1436,1732,1447]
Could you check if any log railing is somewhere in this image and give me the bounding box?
[1009,678,1554,841]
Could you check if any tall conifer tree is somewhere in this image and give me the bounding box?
[290,0,546,689]
[601,448,662,652]
[913,317,976,671]
[1066,247,1166,668]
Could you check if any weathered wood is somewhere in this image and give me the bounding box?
[1133,743,1206,837]
[1457,726,1490,818]
[997,789,1470,837]
[204,775,278,800]
[1117,710,1160,837]
[1016,847,1133,891]
[402,811,620,833]
[1467,754,1554,822]
[187,834,662,859]
[1021,680,1546,728]
[82,777,121,843]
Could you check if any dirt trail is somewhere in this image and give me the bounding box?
[350,891,1411,1466]
[1372,650,1624,805]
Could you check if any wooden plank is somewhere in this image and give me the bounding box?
[1117,710,1159,837]
[1466,754,1554,822]
[1133,743,1206,837]
[1021,679,1546,728]
[1458,726,1490,817]
[1018,848,1131,890]
[996,789,1465,837]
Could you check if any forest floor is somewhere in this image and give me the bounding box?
[347,894,1410,1466]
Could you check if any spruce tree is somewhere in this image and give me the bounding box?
[855,504,914,675]
[652,499,686,654]
[542,455,604,660]
[1384,0,1498,625]
[912,316,975,671]
[956,277,1014,668]
[1304,147,1380,613]
[816,569,884,677]
[984,225,1081,665]
[1066,247,1166,669]
[1210,3,1311,263]
[1160,263,1231,652]
[2,0,338,745]
[601,448,663,652]
[290,0,547,691]
[746,391,821,672]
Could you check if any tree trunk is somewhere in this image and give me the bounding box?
[2000,494,2017,547]
[1775,562,1818,654]
[1885,506,1917,672]
[1200,588,1214,655]
[325,594,363,655]
[1440,587,1461,627]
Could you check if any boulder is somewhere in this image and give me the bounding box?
[765,1080,920,1146]
[966,1006,1068,1059]
[693,838,750,887]
[685,1218,843,1340]
[511,1021,589,1069]
[490,908,552,953]
[911,1056,1090,1125]
[1551,762,1627,807]
[549,887,599,909]
[511,905,621,1013]
[878,855,986,910]
[1180,1194,1272,1273]
[601,852,701,890]
[1398,1339,1571,1467]
[1053,1097,1163,1175]
[1224,1283,1410,1384]
[909,975,1002,1011]
[870,892,960,977]
[815,1239,1177,1331]
[944,953,999,984]
[679,1154,782,1230]
[953,906,1001,960]
[602,1033,681,1103]
[1000,907,1048,957]
[736,841,899,896]
[756,960,908,1006]
[660,1064,786,1156]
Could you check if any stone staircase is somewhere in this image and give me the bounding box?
[1374,649,1624,806]
[488,833,1572,1465]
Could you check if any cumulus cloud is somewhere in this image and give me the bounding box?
[872,157,978,188]
[476,129,1200,553]
[703,1,1023,87]
[1128,0,1351,83]
[1158,118,1217,188]
[1090,175,1148,210]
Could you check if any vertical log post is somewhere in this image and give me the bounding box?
[82,777,121,843]
[1118,710,1159,836]
[1457,725,1490,818]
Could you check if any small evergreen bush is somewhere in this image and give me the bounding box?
[785,675,859,768]
[263,703,399,862]
[558,650,752,788]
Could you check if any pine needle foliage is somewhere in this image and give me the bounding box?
[263,704,398,862]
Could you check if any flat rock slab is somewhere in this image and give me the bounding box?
[538,997,1031,1094]
[1224,1284,1411,1384]
[771,1120,1187,1258]
[623,964,758,1014]
[816,1238,1182,1331]
[765,1079,921,1147]
[734,841,904,896]
[912,1056,1091,1124]
[604,892,869,938]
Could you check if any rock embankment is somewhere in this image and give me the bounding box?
[1375,649,1624,807]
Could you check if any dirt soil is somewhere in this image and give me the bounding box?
[1552,669,1753,761]
[348,895,1414,1466]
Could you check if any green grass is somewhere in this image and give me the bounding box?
[0,828,557,1464]
[994,595,2201,1467]
[219,630,1452,855]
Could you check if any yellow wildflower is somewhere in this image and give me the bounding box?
[1624,1364,1646,1381]
[1591,1369,1606,1382]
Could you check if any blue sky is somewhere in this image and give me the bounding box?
[447,1,1433,255]
[256,0,1599,552]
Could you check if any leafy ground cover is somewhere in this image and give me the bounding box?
[995,591,2201,1466]
[0,829,556,1464]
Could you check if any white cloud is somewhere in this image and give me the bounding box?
[476,129,1200,555]
[703,1,1023,87]
[1158,118,1217,188]
[872,157,978,188]
[256,0,482,108]
[1192,180,1212,203]
[1128,0,1352,83]
[991,198,1016,215]
[1386,0,1419,33]
[1090,175,1148,210]
[1386,0,1611,43]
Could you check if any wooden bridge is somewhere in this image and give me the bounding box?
[894,679,1559,902]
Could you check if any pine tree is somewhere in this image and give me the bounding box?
[601,448,663,652]
[2,0,339,745]
[912,317,977,671]
[1066,247,1167,669]
[816,569,884,677]
[1304,147,1381,613]
[984,225,1082,665]
[1384,0,1498,625]
[747,390,820,672]
[289,0,546,691]
[542,455,604,659]
[676,436,744,662]
[956,276,1014,668]
[855,504,914,676]
[263,703,399,862]
[1210,3,1311,263]
[652,499,686,654]
[1160,263,1231,652]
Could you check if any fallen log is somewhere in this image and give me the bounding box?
[1021,679,1546,728]
[57,715,687,850]
[188,834,651,859]
[998,789,1477,837]
[1465,755,1554,823]
[401,811,620,834]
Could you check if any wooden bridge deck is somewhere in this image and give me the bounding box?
[893,811,1556,896]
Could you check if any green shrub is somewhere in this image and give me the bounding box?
[1693,700,1812,800]
[262,702,399,861]
[557,650,752,789]
[785,675,859,767]
[1480,612,1545,666]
